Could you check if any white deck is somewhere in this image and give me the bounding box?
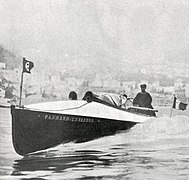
[24,100,154,123]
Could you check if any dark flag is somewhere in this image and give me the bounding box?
[172,96,188,111]
[23,57,34,73]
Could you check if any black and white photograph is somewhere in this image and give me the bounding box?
[1,0,189,179]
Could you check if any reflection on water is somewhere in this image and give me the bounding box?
[10,137,189,179]
[12,144,162,180]
[12,150,114,176]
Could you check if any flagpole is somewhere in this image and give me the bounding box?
[170,106,173,118]
[170,94,175,118]
[19,71,24,107]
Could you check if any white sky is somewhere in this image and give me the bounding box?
[1,0,189,71]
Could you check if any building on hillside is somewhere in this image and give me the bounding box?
[103,79,120,88]
[122,81,136,91]
[0,68,20,83]
[174,79,184,91]
[0,87,5,97]
[65,77,79,87]
[163,86,174,94]
[151,80,160,92]
[185,84,189,98]
[90,73,106,87]
[0,62,6,69]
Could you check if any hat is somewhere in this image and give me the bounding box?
[140,84,147,88]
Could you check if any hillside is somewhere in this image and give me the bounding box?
[0,46,20,69]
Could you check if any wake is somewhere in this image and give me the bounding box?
[129,114,189,140]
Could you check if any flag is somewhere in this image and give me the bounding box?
[23,57,34,73]
[172,96,188,111]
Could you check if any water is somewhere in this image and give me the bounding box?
[1,107,189,180]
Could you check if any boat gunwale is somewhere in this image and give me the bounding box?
[12,99,157,119]
[11,105,142,123]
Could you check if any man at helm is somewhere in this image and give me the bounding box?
[133,84,153,109]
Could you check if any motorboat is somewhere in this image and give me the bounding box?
[11,91,157,156]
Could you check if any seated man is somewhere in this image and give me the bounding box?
[82,91,126,107]
[133,84,153,109]
[69,91,78,100]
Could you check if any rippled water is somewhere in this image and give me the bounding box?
[1,107,189,179]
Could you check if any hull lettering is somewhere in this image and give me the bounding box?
[43,114,94,123]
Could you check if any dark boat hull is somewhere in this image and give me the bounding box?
[11,105,136,156]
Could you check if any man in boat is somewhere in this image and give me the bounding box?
[69,91,78,100]
[133,84,153,109]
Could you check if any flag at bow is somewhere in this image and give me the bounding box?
[172,96,188,111]
[23,57,34,73]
